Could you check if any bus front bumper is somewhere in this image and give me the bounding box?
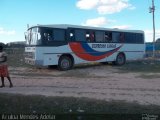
[25,58,43,66]
[25,58,35,65]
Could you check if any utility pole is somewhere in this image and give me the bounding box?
[149,0,156,58]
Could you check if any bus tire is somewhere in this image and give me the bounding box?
[58,56,73,71]
[115,53,126,65]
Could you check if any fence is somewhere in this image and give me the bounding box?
[145,51,160,58]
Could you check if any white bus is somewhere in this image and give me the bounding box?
[24,24,145,70]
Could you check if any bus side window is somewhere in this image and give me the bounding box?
[90,32,95,42]
[53,29,65,41]
[48,33,52,41]
[135,33,144,43]
[44,33,48,41]
[105,32,112,42]
[119,33,125,43]
[112,32,120,43]
[86,32,90,42]
[69,30,75,41]
[43,29,53,41]
[95,31,104,42]
[86,31,95,42]
[75,29,86,42]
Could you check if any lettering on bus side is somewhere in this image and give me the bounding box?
[92,44,116,48]
[107,44,116,48]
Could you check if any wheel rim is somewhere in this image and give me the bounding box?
[117,54,125,65]
[61,58,70,69]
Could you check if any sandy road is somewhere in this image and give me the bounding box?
[0,65,160,105]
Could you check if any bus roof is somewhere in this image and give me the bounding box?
[29,24,144,34]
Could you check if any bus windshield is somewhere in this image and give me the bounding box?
[25,27,41,45]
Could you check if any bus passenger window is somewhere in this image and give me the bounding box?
[44,33,48,41]
[86,31,95,42]
[95,31,104,42]
[90,32,95,42]
[112,32,120,43]
[53,29,65,41]
[44,33,52,41]
[69,30,75,41]
[70,33,74,41]
[119,33,125,43]
[75,29,86,42]
[86,32,90,42]
[42,28,53,42]
[105,32,112,42]
[70,33,73,37]
[48,34,52,41]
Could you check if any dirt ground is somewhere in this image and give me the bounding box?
[0,64,160,106]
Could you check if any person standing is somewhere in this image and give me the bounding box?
[0,45,13,88]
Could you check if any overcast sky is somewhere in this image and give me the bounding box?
[0,0,160,43]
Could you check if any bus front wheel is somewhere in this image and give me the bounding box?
[115,53,126,65]
[58,56,73,71]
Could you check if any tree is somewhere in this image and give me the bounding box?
[0,42,6,47]
[156,38,160,43]
[155,38,160,50]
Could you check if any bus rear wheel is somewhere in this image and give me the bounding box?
[115,53,126,65]
[58,56,73,71]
